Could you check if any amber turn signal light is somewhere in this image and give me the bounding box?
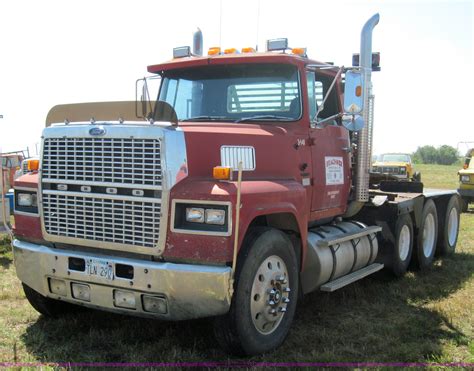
[27,159,40,171]
[208,47,221,56]
[213,166,232,180]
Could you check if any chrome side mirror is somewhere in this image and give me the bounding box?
[342,70,365,131]
[343,70,364,114]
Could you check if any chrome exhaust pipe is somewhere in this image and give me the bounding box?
[356,13,379,203]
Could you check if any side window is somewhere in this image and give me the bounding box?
[306,71,324,120]
[307,71,340,121]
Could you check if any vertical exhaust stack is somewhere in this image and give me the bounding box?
[193,28,203,56]
[356,14,379,202]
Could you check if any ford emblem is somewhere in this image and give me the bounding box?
[89,126,106,136]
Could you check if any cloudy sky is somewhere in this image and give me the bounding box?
[0,0,472,156]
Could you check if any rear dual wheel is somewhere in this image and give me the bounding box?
[437,196,460,255]
[391,214,414,277]
[414,200,438,269]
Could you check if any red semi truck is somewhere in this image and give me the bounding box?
[11,15,461,355]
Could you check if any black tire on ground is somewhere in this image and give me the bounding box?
[413,199,438,269]
[390,214,414,277]
[22,283,78,317]
[461,198,469,213]
[213,227,299,356]
[436,195,461,255]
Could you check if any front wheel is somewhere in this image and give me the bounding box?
[23,283,79,317]
[214,228,299,356]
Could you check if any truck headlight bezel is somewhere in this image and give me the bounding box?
[172,200,231,236]
[14,189,39,215]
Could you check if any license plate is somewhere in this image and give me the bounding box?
[85,258,114,281]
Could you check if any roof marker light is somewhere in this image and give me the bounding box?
[224,48,239,54]
[291,47,307,56]
[241,47,256,53]
[208,47,221,56]
[173,46,191,59]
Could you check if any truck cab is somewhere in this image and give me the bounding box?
[10,15,461,356]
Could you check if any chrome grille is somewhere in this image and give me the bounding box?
[42,138,162,187]
[42,193,161,248]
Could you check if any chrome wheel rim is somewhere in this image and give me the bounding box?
[422,213,436,257]
[398,225,411,261]
[250,255,290,335]
[447,208,459,246]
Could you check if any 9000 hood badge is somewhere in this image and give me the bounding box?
[89,126,106,136]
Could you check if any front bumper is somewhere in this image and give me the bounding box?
[13,239,232,320]
[458,188,474,198]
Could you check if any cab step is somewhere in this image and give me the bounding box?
[320,263,384,292]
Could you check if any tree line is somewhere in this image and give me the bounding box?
[412,145,459,165]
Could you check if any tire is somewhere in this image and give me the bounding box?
[213,228,299,356]
[461,198,468,213]
[414,200,438,269]
[390,214,414,277]
[437,196,460,255]
[23,283,78,317]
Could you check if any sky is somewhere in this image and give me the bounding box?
[0,0,472,156]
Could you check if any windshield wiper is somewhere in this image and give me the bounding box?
[180,116,233,122]
[236,115,294,123]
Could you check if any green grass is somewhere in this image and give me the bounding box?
[416,163,461,190]
[0,164,472,366]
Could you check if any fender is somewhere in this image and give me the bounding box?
[166,178,309,265]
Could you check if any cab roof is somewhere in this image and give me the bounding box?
[147,52,332,74]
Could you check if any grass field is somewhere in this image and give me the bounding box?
[0,164,472,366]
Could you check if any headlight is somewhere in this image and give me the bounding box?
[14,190,39,214]
[173,201,230,235]
[205,209,226,225]
[17,193,37,207]
[185,208,205,223]
[461,175,470,183]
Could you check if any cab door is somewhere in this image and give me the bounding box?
[306,70,351,213]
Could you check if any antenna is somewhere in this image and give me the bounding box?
[219,0,223,48]
[255,0,261,51]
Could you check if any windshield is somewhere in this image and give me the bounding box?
[380,154,411,162]
[157,63,301,122]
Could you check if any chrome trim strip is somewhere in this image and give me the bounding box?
[42,190,161,204]
[42,179,163,191]
[170,199,232,237]
[13,239,231,320]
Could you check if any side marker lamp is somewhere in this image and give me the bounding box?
[355,85,362,97]
[213,166,232,180]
